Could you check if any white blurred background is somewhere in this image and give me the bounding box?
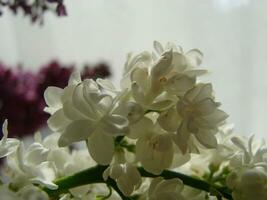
[0,0,267,138]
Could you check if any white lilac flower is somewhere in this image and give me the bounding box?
[129,49,175,112]
[6,141,57,190]
[0,185,18,200]
[121,51,152,90]
[180,124,235,177]
[0,120,19,158]
[0,185,49,200]
[103,163,141,196]
[63,150,98,198]
[59,185,120,200]
[152,41,206,75]
[44,71,81,131]
[181,186,208,200]
[146,177,185,200]
[31,132,99,198]
[152,41,206,97]
[2,41,263,200]
[227,168,267,200]
[226,136,267,200]
[129,117,174,175]
[163,83,228,153]
[123,41,206,95]
[44,72,129,165]
[206,124,236,168]
[18,185,49,200]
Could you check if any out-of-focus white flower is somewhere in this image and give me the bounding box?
[18,185,49,200]
[146,177,185,200]
[64,150,98,198]
[33,133,98,198]
[227,168,267,200]
[181,186,208,200]
[0,185,49,200]
[177,123,235,195]
[171,83,228,153]
[129,117,174,175]
[206,124,236,167]
[180,124,235,176]
[226,135,267,200]
[229,135,267,170]
[103,163,141,196]
[0,185,19,200]
[44,72,129,165]
[59,184,121,200]
[6,141,57,190]
[0,120,19,158]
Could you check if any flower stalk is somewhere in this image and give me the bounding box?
[44,165,233,200]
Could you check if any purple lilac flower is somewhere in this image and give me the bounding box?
[0,0,67,24]
[0,64,43,137]
[0,61,111,138]
[81,62,111,80]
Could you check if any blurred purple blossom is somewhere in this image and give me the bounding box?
[0,0,66,24]
[0,61,111,138]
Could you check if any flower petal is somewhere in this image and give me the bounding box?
[72,84,96,117]
[195,130,217,148]
[158,107,181,132]
[172,52,187,72]
[96,78,116,92]
[195,98,218,116]
[101,115,129,136]
[131,82,145,103]
[155,178,183,194]
[173,121,190,154]
[129,117,153,139]
[165,74,195,96]
[86,131,114,165]
[185,49,203,67]
[68,71,81,86]
[30,161,58,190]
[185,83,213,102]
[2,119,8,142]
[58,120,95,147]
[149,177,164,196]
[47,109,70,132]
[117,175,134,196]
[130,67,149,92]
[151,49,173,79]
[149,100,173,111]
[201,109,228,124]
[154,41,164,55]
[184,69,207,77]
[63,100,87,121]
[44,87,63,110]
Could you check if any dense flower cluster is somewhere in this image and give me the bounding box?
[0,0,66,23]
[0,61,110,137]
[0,41,266,200]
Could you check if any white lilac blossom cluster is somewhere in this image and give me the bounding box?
[0,41,266,200]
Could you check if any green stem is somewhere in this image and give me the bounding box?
[138,168,232,200]
[43,165,232,200]
[44,165,106,198]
